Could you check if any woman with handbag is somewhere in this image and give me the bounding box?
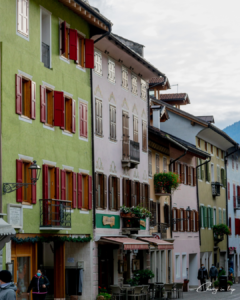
[27,269,49,300]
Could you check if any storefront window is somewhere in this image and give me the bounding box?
[17,257,30,300]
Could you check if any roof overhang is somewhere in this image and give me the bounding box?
[98,236,149,250]
[58,0,112,37]
[93,35,165,81]
[149,77,171,91]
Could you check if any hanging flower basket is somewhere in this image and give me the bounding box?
[154,172,180,194]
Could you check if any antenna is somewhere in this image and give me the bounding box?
[171,84,179,94]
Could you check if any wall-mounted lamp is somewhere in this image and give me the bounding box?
[105,50,109,55]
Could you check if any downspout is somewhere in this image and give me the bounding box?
[224,146,239,265]
[196,156,211,247]
[91,25,112,229]
[169,149,187,169]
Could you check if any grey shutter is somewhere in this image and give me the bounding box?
[104,174,107,209]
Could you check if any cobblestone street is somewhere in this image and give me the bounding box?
[183,283,240,299]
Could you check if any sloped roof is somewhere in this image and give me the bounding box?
[112,33,145,47]
[160,93,190,104]
[197,116,215,123]
[149,77,171,89]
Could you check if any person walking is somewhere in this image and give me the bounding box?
[209,264,218,287]
[0,270,17,300]
[197,264,208,291]
[27,269,49,300]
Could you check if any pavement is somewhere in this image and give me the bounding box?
[182,282,240,299]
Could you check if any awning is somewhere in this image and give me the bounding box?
[0,218,16,250]
[137,237,174,250]
[101,237,149,250]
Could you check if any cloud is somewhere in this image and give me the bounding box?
[90,0,240,129]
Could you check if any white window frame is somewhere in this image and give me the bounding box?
[16,0,29,40]
[108,59,116,83]
[79,98,88,142]
[182,254,187,277]
[131,75,138,95]
[156,154,160,173]
[141,79,147,101]
[94,50,102,76]
[148,150,152,178]
[217,165,220,183]
[163,157,167,173]
[211,164,214,182]
[76,30,86,71]
[40,7,52,68]
[175,254,180,278]
[122,66,128,89]
[59,19,70,64]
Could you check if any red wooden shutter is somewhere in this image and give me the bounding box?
[31,81,36,120]
[88,175,92,210]
[72,172,77,208]
[84,104,88,138]
[235,218,237,235]
[40,85,46,123]
[54,91,65,128]
[78,173,82,209]
[55,167,60,199]
[69,29,78,60]
[15,74,22,115]
[80,103,84,137]
[16,159,23,203]
[85,39,94,69]
[42,165,48,199]
[61,170,66,200]
[229,217,231,235]
[228,182,230,200]
[31,167,37,204]
[61,21,66,55]
[72,99,76,133]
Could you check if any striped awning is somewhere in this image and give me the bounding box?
[137,237,174,250]
[101,237,149,250]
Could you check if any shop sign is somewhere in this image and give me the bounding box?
[103,216,115,227]
[140,220,146,228]
[7,204,23,229]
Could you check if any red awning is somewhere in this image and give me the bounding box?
[101,237,149,250]
[138,237,174,250]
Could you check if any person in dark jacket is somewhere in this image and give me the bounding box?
[0,270,17,300]
[27,269,49,300]
[209,264,218,286]
[197,264,208,291]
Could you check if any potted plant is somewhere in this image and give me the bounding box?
[133,269,155,285]
[214,280,219,288]
[120,205,132,217]
[154,172,180,194]
[120,205,152,219]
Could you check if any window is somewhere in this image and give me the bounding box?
[223,209,226,225]
[135,181,140,206]
[221,150,224,159]
[40,86,54,126]
[221,168,225,187]
[175,255,180,278]
[94,51,102,75]
[205,142,208,151]
[142,120,147,152]
[200,206,204,228]
[156,154,160,173]
[182,255,187,277]
[219,208,222,224]
[163,157,167,173]
[192,211,196,231]
[122,112,129,160]
[216,148,219,157]
[108,176,120,210]
[232,155,234,169]
[95,99,103,136]
[236,156,239,170]
[109,105,116,140]
[41,8,51,68]
[148,150,152,177]
[184,165,187,184]
[64,96,74,132]
[213,208,216,225]
[208,207,211,228]
[211,164,214,182]
[95,173,106,209]
[142,184,149,209]
[17,0,29,38]
[211,145,213,154]
[133,116,138,142]
[180,209,184,231]
[122,67,128,89]
[187,210,190,231]
[141,79,147,100]
[78,173,92,210]
[15,74,36,120]
[197,138,201,147]
[217,165,220,183]
[190,167,194,186]
[177,163,181,177]
[173,209,177,231]
[60,21,69,60]
[77,34,84,68]
[131,75,138,95]
[79,102,88,138]
[108,59,115,83]
[16,159,36,204]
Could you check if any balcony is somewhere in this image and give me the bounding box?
[234,196,240,210]
[151,222,169,239]
[42,42,50,69]
[122,139,140,169]
[211,182,221,197]
[121,213,140,233]
[40,199,71,230]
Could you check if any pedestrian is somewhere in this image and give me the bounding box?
[0,270,17,300]
[209,264,218,287]
[197,264,208,291]
[27,269,49,300]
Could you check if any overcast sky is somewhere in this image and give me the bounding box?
[90,0,240,129]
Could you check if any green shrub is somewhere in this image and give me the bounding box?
[214,280,219,287]
[213,224,231,236]
[227,280,233,286]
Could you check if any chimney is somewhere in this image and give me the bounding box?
[152,105,161,130]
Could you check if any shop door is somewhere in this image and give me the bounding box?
[98,245,113,290]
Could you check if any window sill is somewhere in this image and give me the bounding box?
[94,71,103,78]
[62,130,73,137]
[22,204,33,209]
[19,115,32,124]
[59,55,70,64]
[79,136,88,142]
[43,124,55,131]
[108,79,116,85]
[95,133,104,139]
[80,210,90,214]
[76,65,86,72]
[109,138,117,143]
[16,30,29,41]
[121,86,129,91]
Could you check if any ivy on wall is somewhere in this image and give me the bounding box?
[12,236,92,244]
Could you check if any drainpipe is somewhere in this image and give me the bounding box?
[224,146,239,265]
[196,156,211,247]
[91,26,112,229]
[169,149,187,169]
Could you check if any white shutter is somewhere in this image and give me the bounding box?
[18,0,29,36]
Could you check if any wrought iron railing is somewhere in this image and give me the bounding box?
[40,199,71,228]
[42,42,50,68]
[130,140,140,162]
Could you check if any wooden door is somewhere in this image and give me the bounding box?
[54,242,65,298]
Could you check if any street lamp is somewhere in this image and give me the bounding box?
[3,160,41,194]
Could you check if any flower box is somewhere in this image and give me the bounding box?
[120,212,136,218]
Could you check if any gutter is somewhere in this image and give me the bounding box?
[196,156,212,247]
[91,27,112,229]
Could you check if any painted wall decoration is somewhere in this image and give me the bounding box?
[103,216,115,227]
